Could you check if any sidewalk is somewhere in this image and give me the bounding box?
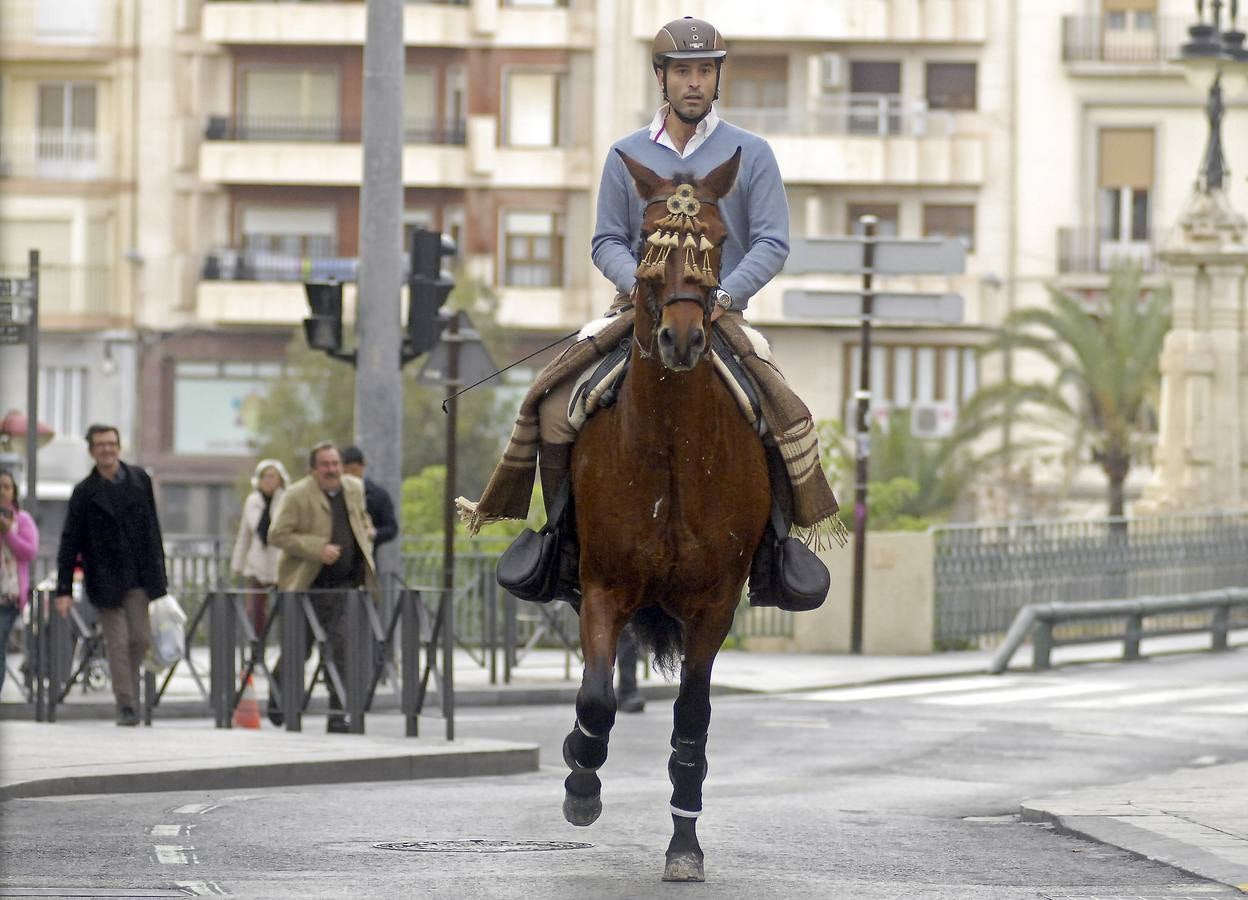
[1022,762,1248,894]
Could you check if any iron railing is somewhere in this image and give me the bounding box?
[1061,15,1189,65]
[203,115,467,145]
[0,130,113,180]
[717,95,955,138]
[1056,226,1160,274]
[933,511,1248,648]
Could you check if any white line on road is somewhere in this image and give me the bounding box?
[175,881,228,895]
[790,675,1020,703]
[150,824,189,837]
[172,803,219,815]
[1054,685,1244,709]
[154,844,198,865]
[920,682,1129,706]
[1190,701,1248,715]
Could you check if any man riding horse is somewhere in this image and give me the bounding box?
[461,16,843,607]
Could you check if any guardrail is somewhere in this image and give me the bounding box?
[989,587,1248,673]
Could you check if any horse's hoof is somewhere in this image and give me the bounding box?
[662,852,705,882]
[562,792,602,827]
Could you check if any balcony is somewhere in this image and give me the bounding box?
[0,130,115,181]
[630,0,986,43]
[1056,226,1159,275]
[0,0,120,51]
[718,97,983,186]
[1062,15,1188,72]
[202,0,589,48]
[201,249,359,284]
[199,113,592,189]
[203,114,466,145]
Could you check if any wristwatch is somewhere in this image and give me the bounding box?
[711,287,733,311]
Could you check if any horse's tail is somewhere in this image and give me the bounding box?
[628,605,684,678]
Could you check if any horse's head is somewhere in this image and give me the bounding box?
[617,147,742,372]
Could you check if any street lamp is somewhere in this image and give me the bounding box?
[1177,0,1248,193]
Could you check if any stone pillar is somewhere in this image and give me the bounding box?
[1140,190,1248,512]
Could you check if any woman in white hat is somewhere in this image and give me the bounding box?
[230,458,291,638]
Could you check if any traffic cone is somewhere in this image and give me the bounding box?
[233,675,262,729]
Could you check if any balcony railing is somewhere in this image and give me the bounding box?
[717,95,956,138]
[202,249,360,283]
[1062,15,1189,65]
[0,263,115,318]
[1056,226,1159,274]
[203,115,467,145]
[0,130,112,180]
[203,1,468,4]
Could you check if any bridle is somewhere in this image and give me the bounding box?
[633,189,721,363]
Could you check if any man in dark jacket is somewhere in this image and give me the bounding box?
[340,446,398,549]
[55,424,167,726]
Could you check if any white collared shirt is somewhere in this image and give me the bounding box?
[648,103,721,159]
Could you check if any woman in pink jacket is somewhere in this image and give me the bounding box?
[0,469,39,694]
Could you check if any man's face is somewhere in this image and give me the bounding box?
[311,447,343,492]
[658,58,719,122]
[343,461,364,478]
[89,431,121,469]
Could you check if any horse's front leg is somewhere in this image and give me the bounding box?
[662,605,734,883]
[562,587,631,826]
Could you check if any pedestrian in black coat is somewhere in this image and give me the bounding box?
[341,445,399,548]
[55,425,167,725]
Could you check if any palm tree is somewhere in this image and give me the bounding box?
[960,261,1170,517]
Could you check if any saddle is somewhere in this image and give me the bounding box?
[566,324,764,433]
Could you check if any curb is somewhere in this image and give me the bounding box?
[0,743,540,802]
[1020,802,1248,894]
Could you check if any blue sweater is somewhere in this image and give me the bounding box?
[590,120,790,311]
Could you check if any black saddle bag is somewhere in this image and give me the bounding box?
[759,497,831,612]
[496,478,569,604]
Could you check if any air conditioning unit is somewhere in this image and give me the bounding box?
[910,401,957,440]
[844,396,891,433]
[819,52,845,91]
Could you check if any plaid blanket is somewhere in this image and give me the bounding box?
[456,310,847,547]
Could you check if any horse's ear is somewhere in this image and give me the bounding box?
[700,146,743,199]
[616,150,665,200]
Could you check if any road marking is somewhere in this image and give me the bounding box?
[921,682,1128,706]
[150,824,190,837]
[792,675,1020,703]
[1054,685,1244,709]
[154,844,198,864]
[172,803,219,815]
[1190,701,1248,715]
[175,882,228,896]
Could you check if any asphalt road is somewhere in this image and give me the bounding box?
[3,651,1248,899]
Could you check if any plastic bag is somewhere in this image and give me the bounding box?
[147,594,186,670]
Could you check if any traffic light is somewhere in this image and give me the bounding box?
[407,229,456,357]
[303,280,343,352]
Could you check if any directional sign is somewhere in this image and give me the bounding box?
[0,278,34,299]
[0,323,27,345]
[783,290,965,324]
[785,237,966,276]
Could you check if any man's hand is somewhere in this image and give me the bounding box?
[320,543,342,565]
[55,595,73,618]
[710,305,725,323]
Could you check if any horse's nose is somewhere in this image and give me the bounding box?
[658,326,676,352]
[688,326,705,358]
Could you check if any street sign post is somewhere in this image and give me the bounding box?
[786,227,966,654]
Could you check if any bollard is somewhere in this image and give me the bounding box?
[1032,617,1053,671]
[281,592,305,732]
[1123,613,1142,661]
[1212,605,1230,651]
[401,589,421,737]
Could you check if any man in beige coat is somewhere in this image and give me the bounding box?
[267,441,375,732]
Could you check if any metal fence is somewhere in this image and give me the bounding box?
[933,511,1248,648]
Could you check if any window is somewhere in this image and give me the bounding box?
[405,68,437,141]
[923,204,976,251]
[173,360,283,457]
[723,55,788,108]
[505,70,566,148]
[36,82,97,166]
[849,61,900,94]
[240,68,339,139]
[39,366,87,439]
[1098,128,1153,242]
[844,343,979,415]
[503,211,562,286]
[848,61,901,135]
[926,63,977,111]
[847,203,899,237]
[445,66,466,140]
[240,206,336,258]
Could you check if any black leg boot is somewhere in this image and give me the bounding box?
[539,442,581,610]
[748,441,795,608]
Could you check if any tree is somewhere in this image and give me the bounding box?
[960,261,1170,517]
[246,269,516,500]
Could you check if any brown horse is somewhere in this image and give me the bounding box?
[560,147,771,882]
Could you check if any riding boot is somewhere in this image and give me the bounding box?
[540,441,581,610]
[747,441,794,608]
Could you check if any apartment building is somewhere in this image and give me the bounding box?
[0,0,141,542]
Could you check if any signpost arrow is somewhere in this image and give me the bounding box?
[783,290,964,324]
[0,278,34,299]
[785,236,967,276]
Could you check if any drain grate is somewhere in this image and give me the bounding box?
[374,840,593,853]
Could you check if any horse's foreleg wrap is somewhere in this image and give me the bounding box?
[667,730,709,817]
[563,719,609,774]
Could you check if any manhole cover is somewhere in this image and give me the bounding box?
[374,840,593,853]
